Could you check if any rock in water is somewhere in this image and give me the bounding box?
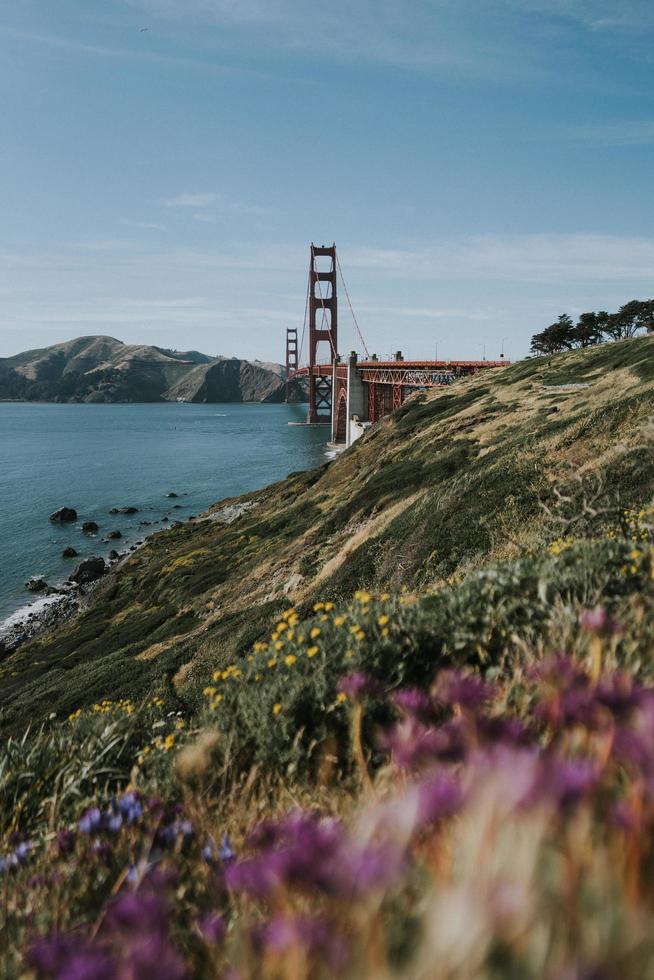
[82,521,99,534]
[166,491,178,498]
[62,547,78,558]
[108,549,120,560]
[50,507,77,523]
[25,577,47,592]
[70,556,106,585]
[107,530,122,540]
[110,506,138,515]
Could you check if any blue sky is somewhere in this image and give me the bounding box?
[1,1,653,362]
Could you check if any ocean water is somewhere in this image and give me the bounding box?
[0,402,327,624]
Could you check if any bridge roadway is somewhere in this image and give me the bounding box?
[287,355,509,447]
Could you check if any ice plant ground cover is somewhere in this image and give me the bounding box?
[1,507,653,977]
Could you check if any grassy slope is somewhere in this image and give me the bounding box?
[1,336,652,731]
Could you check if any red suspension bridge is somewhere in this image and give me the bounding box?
[286,244,509,447]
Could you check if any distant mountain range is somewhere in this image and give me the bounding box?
[0,336,305,404]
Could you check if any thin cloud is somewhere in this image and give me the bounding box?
[119,220,168,231]
[163,192,222,208]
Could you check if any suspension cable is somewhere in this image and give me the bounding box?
[297,263,310,368]
[336,250,370,359]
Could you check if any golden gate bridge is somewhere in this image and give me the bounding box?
[285,244,509,447]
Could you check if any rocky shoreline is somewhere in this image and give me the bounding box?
[0,495,251,656]
[0,497,193,655]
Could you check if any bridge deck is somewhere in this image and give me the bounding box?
[288,359,508,384]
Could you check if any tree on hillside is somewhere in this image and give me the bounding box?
[530,314,575,355]
[574,311,609,347]
[605,300,654,339]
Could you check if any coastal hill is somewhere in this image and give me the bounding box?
[0,335,303,403]
[1,334,652,730]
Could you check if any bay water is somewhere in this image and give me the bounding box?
[0,402,327,626]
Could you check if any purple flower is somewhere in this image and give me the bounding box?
[414,773,464,827]
[252,916,349,973]
[219,833,236,864]
[201,837,217,864]
[228,811,398,900]
[432,669,496,711]
[536,757,600,811]
[196,912,226,945]
[581,606,622,637]
[336,672,381,701]
[118,792,143,824]
[13,840,32,864]
[106,890,170,937]
[392,687,434,720]
[105,812,123,834]
[78,808,102,835]
[27,936,113,980]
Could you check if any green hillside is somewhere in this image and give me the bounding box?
[1,335,652,732]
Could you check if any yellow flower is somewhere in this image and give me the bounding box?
[268,658,278,668]
[334,616,346,627]
[273,703,282,715]
[275,641,284,651]
[163,734,175,751]
[336,692,347,703]
[378,614,390,627]
[324,601,335,611]
[254,642,267,652]
[284,654,297,666]
[313,602,325,611]
[354,590,371,604]
[307,646,319,658]
[277,621,288,632]
[297,634,305,643]
[310,627,321,639]
[271,632,280,642]
[382,627,389,637]
[380,593,390,601]
[203,686,217,697]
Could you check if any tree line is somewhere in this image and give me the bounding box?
[530,299,654,356]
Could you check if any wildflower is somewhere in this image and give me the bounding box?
[392,687,433,719]
[334,616,346,627]
[337,672,380,701]
[313,602,325,611]
[284,654,297,667]
[354,590,371,604]
[219,833,236,864]
[196,912,226,945]
[118,792,143,824]
[273,703,282,715]
[78,808,102,835]
[307,646,319,658]
[274,640,284,651]
[377,614,390,627]
[163,734,176,751]
[336,692,348,704]
[310,627,321,639]
[432,669,496,711]
[580,606,622,637]
[267,658,277,668]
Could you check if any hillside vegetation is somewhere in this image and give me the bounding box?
[1,336,653,978]
[0,335,303,403]
[1,336,652,730]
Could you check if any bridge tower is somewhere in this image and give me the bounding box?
[285,327,298,403]
[308,244,338,423]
